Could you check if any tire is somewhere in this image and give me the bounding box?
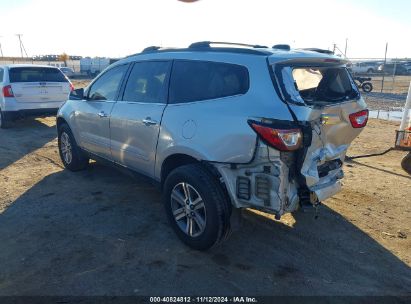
[367,68,374,74]
[163,164,231,250]
[401,152,411,175]
[58,123,89,171]
[0,108,11,129]
[362,82,373,93]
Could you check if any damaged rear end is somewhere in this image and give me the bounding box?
[216,53,368,218]
[271,54,368,208]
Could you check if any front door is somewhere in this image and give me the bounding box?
[110,61,171,178]
[75,64,128,160]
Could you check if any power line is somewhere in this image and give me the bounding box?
[16,34,28,58]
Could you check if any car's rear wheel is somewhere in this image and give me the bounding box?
[163,164,231,250]
[58,123,89,171]
[401,152,411,175]
[0,108,11,129]
[367,68,374,74]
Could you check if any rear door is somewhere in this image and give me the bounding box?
[74,64,129,160]
[271,58,368,200]
[8,67,70,103]
[110,60,171,178]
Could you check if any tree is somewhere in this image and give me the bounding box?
[59,53,69,67]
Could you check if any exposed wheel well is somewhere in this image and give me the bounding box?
[161,154,199,186]
[56,117,68,131]
[160,154,232,209]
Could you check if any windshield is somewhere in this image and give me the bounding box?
[9,67,68,83]
[277,65,360,105]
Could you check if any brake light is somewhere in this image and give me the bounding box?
[2,85,14,97]
[249,121,303,151]
[349,110,368,128]
[69,83,74,92]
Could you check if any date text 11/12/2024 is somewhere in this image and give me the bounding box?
[149,297,258,303]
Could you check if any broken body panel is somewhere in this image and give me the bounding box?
[214,55,367,217]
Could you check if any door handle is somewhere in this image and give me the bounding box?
[98,111,108,118]
[142,117,158,126]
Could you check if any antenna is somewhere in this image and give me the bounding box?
[16,34,28,58]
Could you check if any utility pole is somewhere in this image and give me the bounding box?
[0,36,3,57]
[381,42,388,93]
[344,38,348,57]
[16,34,28,58]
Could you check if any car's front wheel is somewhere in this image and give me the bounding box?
[163,164,231,250]
[58,123,89,171]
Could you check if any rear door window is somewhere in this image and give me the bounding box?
[122,61,170,103]
[277,66,359,105]
[0,68,3,82]
[9,67,68,83]
[169,60,249,104]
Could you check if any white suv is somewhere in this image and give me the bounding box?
[57,42,368,250]
[0,64,73,128]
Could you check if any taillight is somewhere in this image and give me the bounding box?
[2,85,14,97]
[249,121,303,151]
[349,109,368,128]
[69,83,74,92]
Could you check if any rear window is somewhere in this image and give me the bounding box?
[9,67,68,83]
[278,66,359,105]
[169,60,249,104]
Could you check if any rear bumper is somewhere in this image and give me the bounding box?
[3,108,58,121]
[1,97,65,112]
[213,142,344,217]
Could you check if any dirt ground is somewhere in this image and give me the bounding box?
[0,117,410,296]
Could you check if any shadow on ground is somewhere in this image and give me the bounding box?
[0,162,410,296]
[0,117,56,170]
[350,159,411,180]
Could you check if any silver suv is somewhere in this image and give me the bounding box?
[56,42,368,250]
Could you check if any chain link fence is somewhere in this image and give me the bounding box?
[349,58,410,121]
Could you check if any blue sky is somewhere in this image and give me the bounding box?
[0,0,410,59]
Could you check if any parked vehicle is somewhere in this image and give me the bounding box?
[350,61,382,74]
[80,57,118,76]
[0,64,73,128]
[378,63,409,75]
[57,42,368,250]
[403,62,411,74]
[60,67,75,78]
[354,76,373,93]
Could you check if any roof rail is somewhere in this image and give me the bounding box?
[189,41,268,49]
[301,48,334,55]
[142,46,161,53]
[272,44,290,51]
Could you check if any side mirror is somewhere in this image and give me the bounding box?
[69,88,85,100]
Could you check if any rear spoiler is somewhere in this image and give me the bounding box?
[269,56,349,66]
[299,48,334,55]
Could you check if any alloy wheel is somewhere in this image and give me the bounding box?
[60,132,73,164]
[170,182,207,237]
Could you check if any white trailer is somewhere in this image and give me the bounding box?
[80,57,111,76]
